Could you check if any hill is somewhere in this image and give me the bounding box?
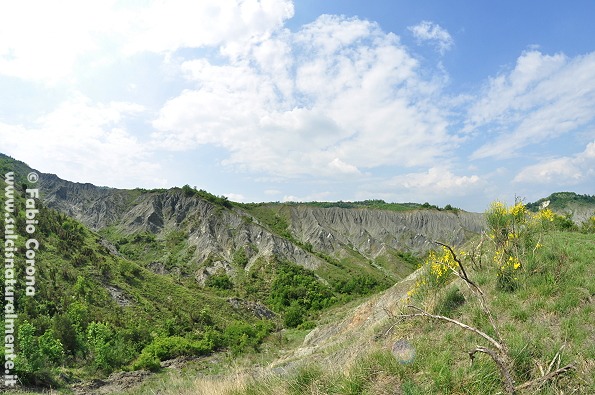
[526,192,595,224]
[0,153,483,391]
[2,153,591,393]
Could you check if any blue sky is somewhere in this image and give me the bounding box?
[0,0,594,212]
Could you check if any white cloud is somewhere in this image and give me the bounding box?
[0,1,119,82]
[513,140,595,184]
[124,0,294,55]
[0,0,294,83]
[224,192,245,202]
[3,1,592,212]
[408,21,454,54]
[468,51,595,159]
[328,158,361,175]
[387,167,482,196]
[282,191,332,202]
[0,95,162,188]
[352,166,488,210]
[152,14,453,178]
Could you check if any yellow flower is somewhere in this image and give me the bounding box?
[509,202,527,219]
[534,208,555,222]
[505,256,521,270]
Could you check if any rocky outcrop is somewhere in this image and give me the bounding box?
[288,206,484,256]
[36,171,485,283]
[227,297,276,319]
[40,173,135,230]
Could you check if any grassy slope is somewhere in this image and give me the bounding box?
[120,229,594,395]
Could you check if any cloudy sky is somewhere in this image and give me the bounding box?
[1,0,594,212]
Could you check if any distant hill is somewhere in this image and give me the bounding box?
[526,192,595,223]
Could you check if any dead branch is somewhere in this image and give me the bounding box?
[400,305,503,352]
[469,346,516,394]
[434,240,508,347]
[469,233,486,269]
[382,306,399,336]
[434,240,482,295]
[401,305,517,393]
[515,362,576,391]
[547,347,562,375]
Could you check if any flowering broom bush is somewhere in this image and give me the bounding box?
[398,199,578,394]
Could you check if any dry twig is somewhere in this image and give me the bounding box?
[515,363,576,391]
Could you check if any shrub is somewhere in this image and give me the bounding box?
[284,302,305,328]
[333,275,381,296]
[38,330,65,365]
[14,321,64,385]
[53,313,82,356]
[131,351,161,372]
[223,320,273,355]
[551,213,577,230]
[205,272,234,290]
[232,247,249,267]
[268,261,336,315]
[407,246,460,302]
[132,335,214,370]
[181,184,195,197]
[86,322,118,372]
[399,199,586,394]
[580,215,595,233]
[141,336,211,360]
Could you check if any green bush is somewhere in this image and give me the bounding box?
[205,272,234,290]
[268,261,336,313]
[284,302,305,328]
[233,248,249,267]
[551,213,577,230]
[332,275,381,296]
[87,322,118,372]
[142,336,212,360]
[181,184,195,197]
[181,184,233,208]
[132,335,214,370]
[297,320,317,330]
[38,330,65,365]
[580,215,595,233]
[223,321,273,355]
[14,321,64,385]
[53,313,82,357]
[131,351,161,372]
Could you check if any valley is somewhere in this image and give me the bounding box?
[1,153,593,394]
